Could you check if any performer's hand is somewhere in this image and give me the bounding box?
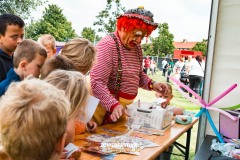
[153,82,168,95]
[110,105,130,122]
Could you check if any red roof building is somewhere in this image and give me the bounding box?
[173,39,202,59]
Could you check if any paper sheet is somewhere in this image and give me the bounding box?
[64,143,79,158]
[80,95,99,122]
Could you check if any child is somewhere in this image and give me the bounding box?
[155,83,184,116]
[60,38,96,75]
[0,14,25,82]
[38,34,57,59]
[0,39,47,96]
[59,38,98,133]
[0,78,70,160]
[155,83,184,160]
[40,55,76,79]
[44,70,97,139]
[40,55,97,135]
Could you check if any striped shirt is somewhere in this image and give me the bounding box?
[90,32,152,112]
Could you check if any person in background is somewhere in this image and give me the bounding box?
[0,78,70,160]
[38,34,57,59]
[0,14,25,82]
[0,39,47,96]
[144,55,151,75]
[188,55,205,97]
[150,60,156,75]
[185,55,193,74]
[162,58,167,77]
[90,6,168,126]
[166,58,174,83]
[173,56,185,75]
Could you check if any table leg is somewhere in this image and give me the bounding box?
[185,127,192,160]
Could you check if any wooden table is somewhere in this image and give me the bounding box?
[74,117,198,160]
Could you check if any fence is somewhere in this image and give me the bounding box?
[144,56,178,71]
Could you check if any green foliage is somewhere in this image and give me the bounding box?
[81,27,95,42]
[142,41,154,56]
[151,23,175,57]
[192,39,208,56]
[25,4,77,41]
[0,0,47,20]
[81,27,101,44]
[93,0,125,34]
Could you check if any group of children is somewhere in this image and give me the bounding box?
[0,13,98,160]
[0,13,184,160]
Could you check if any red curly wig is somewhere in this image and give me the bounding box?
[116,16,157,37]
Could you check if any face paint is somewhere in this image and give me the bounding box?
[135,31,142,36]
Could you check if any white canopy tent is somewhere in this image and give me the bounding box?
[197,0,240,149]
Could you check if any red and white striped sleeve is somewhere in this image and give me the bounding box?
[90,35,119,112]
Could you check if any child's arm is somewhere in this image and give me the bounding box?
[173,107,185,116]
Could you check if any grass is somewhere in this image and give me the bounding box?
[135,70,200,160]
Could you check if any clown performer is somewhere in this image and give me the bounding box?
[90,6,168,126]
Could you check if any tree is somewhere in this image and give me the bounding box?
[25,4,77,41]
[81,27,101,44]
[192,39,208,56]
[151,23,175,57]
[142,42,154,56]
[93,0,125,34]
[0,0,47,20]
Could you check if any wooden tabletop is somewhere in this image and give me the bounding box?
[74,117,198,160]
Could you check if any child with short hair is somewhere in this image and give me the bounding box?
[40,55,76,79]
[60,38,96,74]
[155,83,184,160]
[0,39,47,96]
[38,34,57,59]
[0,13,25,82]
[0,78,70,160]
[155,83,184,115]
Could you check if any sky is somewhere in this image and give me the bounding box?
[33,0,212,42]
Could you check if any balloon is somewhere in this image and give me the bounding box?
[169,76,238,144]
[207,107,237,121]
[195,108,205,117]
[205,110,224,143]
[207,84,237,106]
[220,104,240,110]
[172,82,204,107]
[169,76,206,106]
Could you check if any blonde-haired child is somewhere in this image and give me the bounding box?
[38,34,57,59]
[0,39,47,96]
[44,38,98,135]
[40,56,98,135]
[0,78,70,160]
[155,83,184,115]
[155,83,184,160]
[61,38,96,74]
[44,70,90,144]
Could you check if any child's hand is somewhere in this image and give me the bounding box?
[86,121,97,133]
[60,148,81,160]
[155,92,168,109]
